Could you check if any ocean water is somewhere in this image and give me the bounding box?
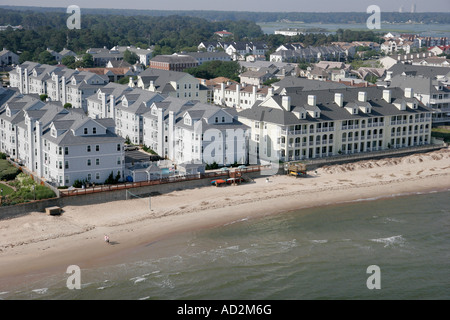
[1,190,449,300]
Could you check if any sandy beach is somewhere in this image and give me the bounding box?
[1,148,449,291]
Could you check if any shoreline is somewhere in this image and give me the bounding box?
[0,148,449,293]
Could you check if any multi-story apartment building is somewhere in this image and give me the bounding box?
[142,97,248,165]
[86,82,133,119]
[114,88,165,145]
[213,82,271,109]
[238,87,433,164]
[9,62,109,111]
[0,93,125,187]
[131,67,208,103]
[382,64,450,124]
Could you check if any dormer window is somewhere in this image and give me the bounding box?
[93,127,97,134]
[51,129,57,137]
[184,117,191,126]
[84,128,88,135]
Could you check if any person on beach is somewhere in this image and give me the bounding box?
[104,235,110,244]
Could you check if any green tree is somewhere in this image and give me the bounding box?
[37,50,57,65]
[18,51,33,64]
[61,55,75,68]
[123,49,139,65]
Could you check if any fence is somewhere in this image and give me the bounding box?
[60,165,270,198]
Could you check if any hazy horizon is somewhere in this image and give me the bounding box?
[2,0,450,13]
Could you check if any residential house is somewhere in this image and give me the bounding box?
[85,47,124,67]
[270,46,346,63]
[0,48,19,66]
[214,30,233,38]
[379,51,436,69]
[112,45,154,66]
[239,70,273,86]
[412,56,450,68]
[184,51,232,65]
[76,67,135,83]
[275,43,304,52]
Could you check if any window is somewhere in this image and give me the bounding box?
[87,159,91,166]
[96,159,100,166]
[87,145,91,152]
[65,161,69,169]
[64,147,69,155]
[215,117,219,123]
[84,128,88,134]
[222,117,225,123]
[87,174,92,181]
[96,173,100,180]
[117,157,121,165]
[96,145,100,152]
[117,144,121,151]
[93,127,97,134]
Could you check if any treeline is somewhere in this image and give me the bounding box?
[1,6,450,24]
[0,9,263,58]
[185,61,241,82]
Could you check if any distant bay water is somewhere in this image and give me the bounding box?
[258,22,450,37]
[1,190,449,300]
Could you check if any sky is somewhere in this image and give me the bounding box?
[3,0,450,13]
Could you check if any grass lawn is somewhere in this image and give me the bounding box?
[0,182,15,196]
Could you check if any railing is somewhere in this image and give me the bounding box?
[59,165,271,198]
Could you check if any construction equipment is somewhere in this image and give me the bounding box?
[287,163,307,178]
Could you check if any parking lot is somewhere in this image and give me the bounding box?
[125,149,156,164]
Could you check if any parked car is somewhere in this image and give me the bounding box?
[124,144,138,151]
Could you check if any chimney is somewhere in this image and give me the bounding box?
[405,87,414,98]
[334,93,344,107]
[282,96,291,111]
[308,95,316,106]
[385,70,393,81]
[383,89,392,103]
[268,87,274,97]
[358,91,367,102]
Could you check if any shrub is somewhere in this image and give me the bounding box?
[0,160,20,181]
